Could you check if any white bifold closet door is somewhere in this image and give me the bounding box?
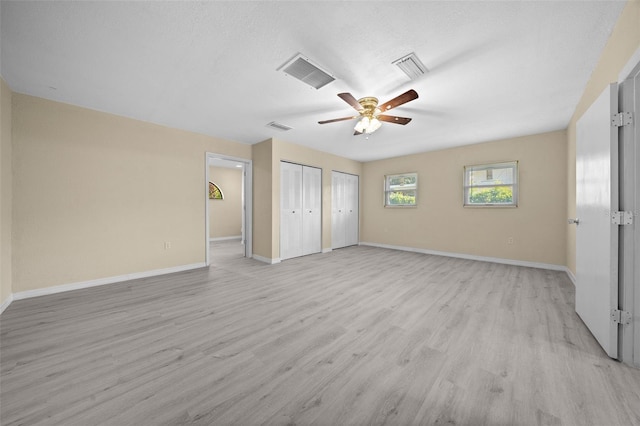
[280,162,321,260]
[332,171,359,249]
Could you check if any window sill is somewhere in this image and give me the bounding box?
[463,204,517,208]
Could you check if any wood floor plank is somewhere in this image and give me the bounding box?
[2,241,640,425]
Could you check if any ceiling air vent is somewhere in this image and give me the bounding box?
[392,52,428,80]
[278,53,335,90]
[266,121,293,131]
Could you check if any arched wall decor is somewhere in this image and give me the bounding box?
[209,182,224,200]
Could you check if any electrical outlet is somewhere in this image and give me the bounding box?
[164,241,171,250]
[507,237,514,245]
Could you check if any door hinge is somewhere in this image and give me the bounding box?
[611,309,632,325]
[611,211,633,225]
[611,112,633,127]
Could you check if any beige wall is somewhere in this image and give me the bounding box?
[209,166,242,239]
[252,138,362,261]
[251,139,273,259]
[11,94,250,292]
[0,77,12,307]
[362,130,567,266]
[566,0,640,275]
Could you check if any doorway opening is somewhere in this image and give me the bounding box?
[205,153,253,266]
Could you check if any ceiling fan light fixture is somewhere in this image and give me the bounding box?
[392,52,428,80]
[367,117,382,133]
[355,116,382,134]
[320,90,417,136]
[354,116,369,133]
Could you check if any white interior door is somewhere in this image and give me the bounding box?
[302,166,322,256]
[575,83,619,359]
[332,171,346,249]
[280,162,303,260]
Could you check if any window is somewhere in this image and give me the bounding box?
[384,173,417,207]
[464,161,518,207]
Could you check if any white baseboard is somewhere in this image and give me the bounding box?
[209,235,242,242]
[360,241,577,286]
[10,262,208,302]
[564,267,577,286]
[359,241,567,272]
[0,293,14,315]
[252,254,281,265]
[1,246,578,313]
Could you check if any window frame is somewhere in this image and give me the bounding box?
[463,161,518,208]
[384,172,418,208]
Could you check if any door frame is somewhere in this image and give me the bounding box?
[205,152,253,265]
[618,48,640,367]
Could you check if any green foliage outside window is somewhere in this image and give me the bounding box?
[385,172,417,207]
[468,186,513,204]
[464,162,518,207]
[388,190,416,205]
[388,175,417,186]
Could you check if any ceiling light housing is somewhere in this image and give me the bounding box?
[392,52,428,80]
[278,53,336,90]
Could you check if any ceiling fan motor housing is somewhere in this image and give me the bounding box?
[358,97,381,118]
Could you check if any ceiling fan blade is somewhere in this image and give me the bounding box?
[338,93,364,112]
[318,116,358,124]
[378,115,412,125]
[378,89,418,112]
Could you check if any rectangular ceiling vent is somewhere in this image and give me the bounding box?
[266,121,293,131]
[392,52,429,80]
[278,53,335,90]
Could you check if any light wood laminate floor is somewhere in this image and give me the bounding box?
[1,241,640,426]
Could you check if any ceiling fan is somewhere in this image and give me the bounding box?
[318,89,418,135]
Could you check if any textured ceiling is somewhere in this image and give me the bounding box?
[0,1,626,162]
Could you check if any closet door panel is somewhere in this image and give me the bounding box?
[345,174,359,246]
[331,171,346,249]
[280,162,303,260]
[302,166,322,255]
[332,171,359,249]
